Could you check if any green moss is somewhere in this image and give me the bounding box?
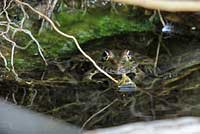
[37,9,154,58]
[12,8,155,70]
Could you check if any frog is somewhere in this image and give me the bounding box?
[67,47,199,92]
[61,49,155,92]
[97,49,156,91]
[95,49,155,79]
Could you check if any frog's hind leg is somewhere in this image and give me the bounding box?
[82,70,99,82]
[134,68,146,82]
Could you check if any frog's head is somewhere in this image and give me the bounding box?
[99,49,138,75]
[98,49,138,92]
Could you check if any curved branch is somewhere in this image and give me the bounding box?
[14,0,119,84]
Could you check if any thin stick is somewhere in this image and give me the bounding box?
[81,99,118,130]
[157,10,165,26]
[154,33,162,75]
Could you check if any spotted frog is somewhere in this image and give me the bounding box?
[54,49,155,91]
[70,49,155,91]
[99,50,154,75]
[96,50,155,91]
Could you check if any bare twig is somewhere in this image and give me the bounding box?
[0,51,10,71]
[154,33,162,75]
[0,0,47,79]
[81,99,118,130]
[28,88,37,107]
[157,10,165,26]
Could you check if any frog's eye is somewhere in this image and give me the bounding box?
[125,50,133,60]
[101,50,112,61]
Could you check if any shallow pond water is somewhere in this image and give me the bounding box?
[0,32,199,130]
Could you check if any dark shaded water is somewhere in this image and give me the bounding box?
[0,32,199,129]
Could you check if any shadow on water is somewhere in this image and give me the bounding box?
[0,32,199,129]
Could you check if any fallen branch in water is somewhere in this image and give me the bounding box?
[112,0,200,12]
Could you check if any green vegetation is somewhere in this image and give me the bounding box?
[38,9,154,57]
[13,8,155,69]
